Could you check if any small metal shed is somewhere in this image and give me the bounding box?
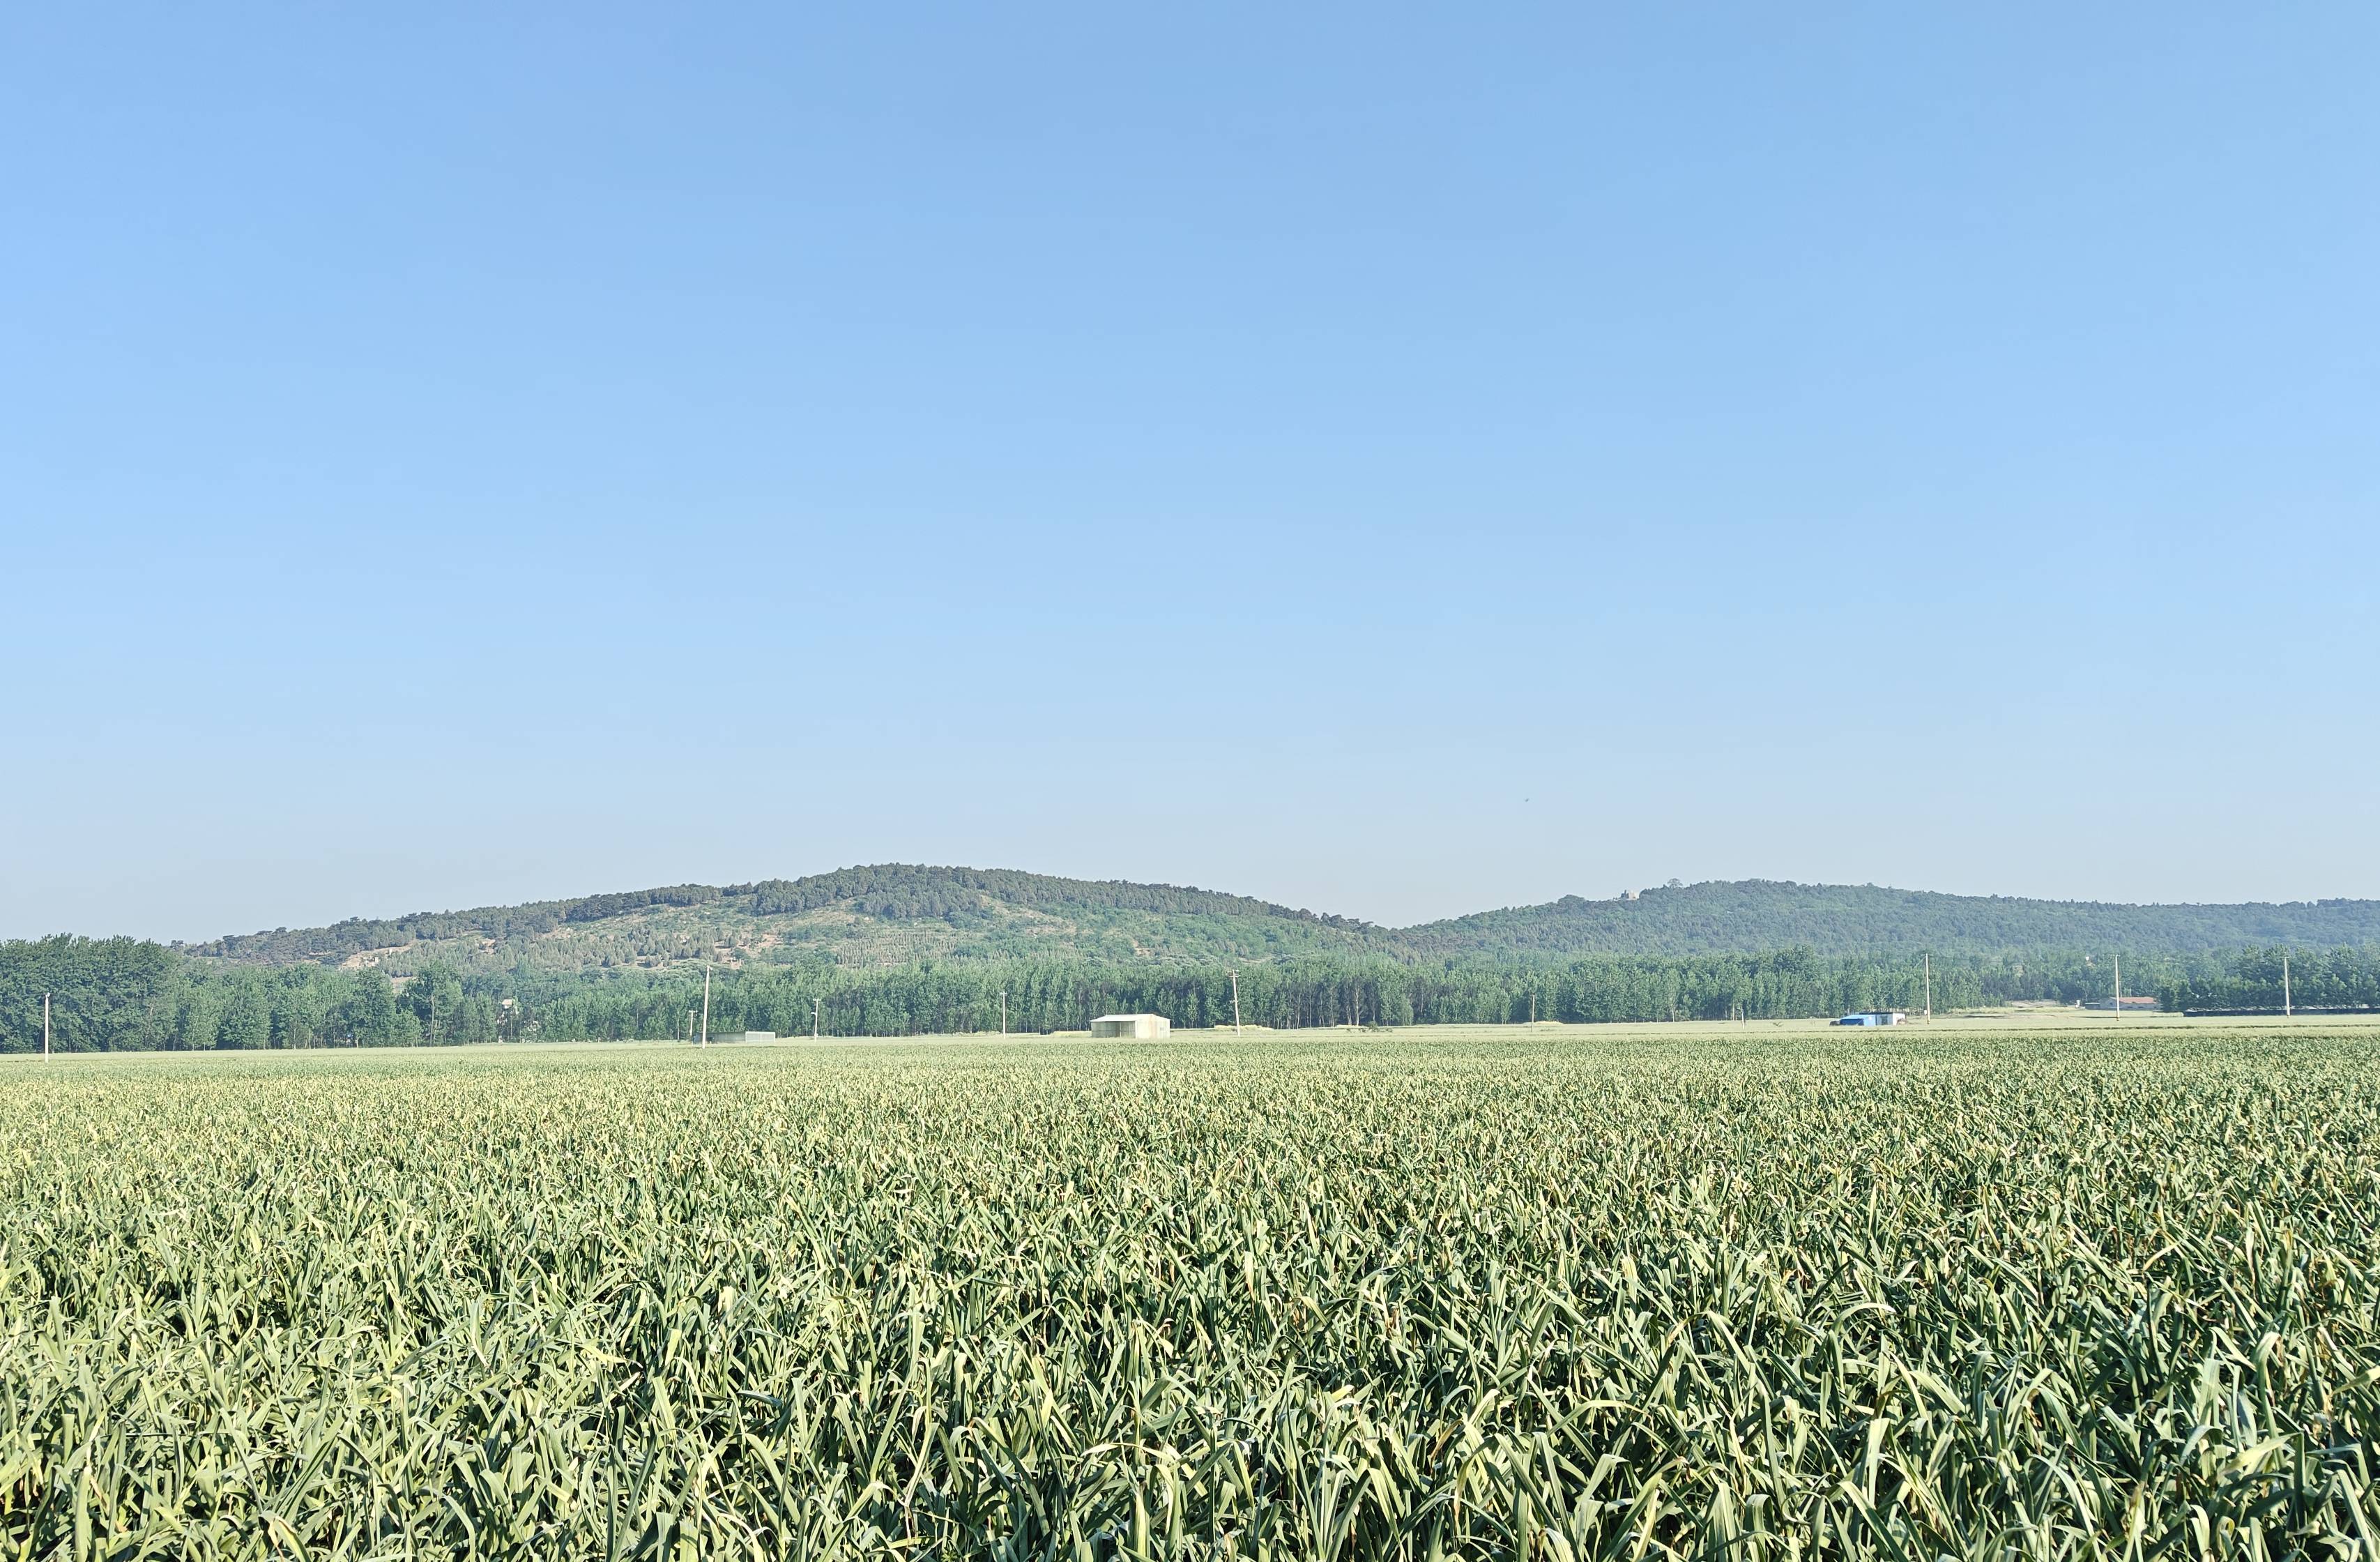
[1090,1013,1171,1040]
[742,1030,777,1042]
[1832,1011,1907,1027]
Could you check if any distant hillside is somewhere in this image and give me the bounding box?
[183,864,1393,977]
[1399,879,2380,959]
[180,865,2380,978]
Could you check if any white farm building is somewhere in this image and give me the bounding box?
[1090,1013,1171,1039]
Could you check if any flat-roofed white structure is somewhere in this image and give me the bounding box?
[1090,1013,1170,1040]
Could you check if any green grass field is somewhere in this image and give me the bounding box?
[3,1024,2377,1559]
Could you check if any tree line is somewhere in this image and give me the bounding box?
[0,939,514,1052]
[508,946,2240,1039]
[2153,944,2380,1013]
[12,935,2368,1052]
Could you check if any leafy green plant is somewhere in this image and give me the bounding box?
[2,1028,2374,1557]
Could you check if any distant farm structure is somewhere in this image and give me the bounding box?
[1833,1011,1907,1027]
[1090,1014,1170,1040]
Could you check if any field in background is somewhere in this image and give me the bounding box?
[4,1026,2376,1556]
[681,1008,2380,1047]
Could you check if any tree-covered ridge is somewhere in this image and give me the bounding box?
[1401,879,2380,958]
[737,864,1372,927]
[564,884,720,922]
[178,866,2380,977]
[179,864,1390,975]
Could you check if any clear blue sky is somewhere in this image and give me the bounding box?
[4,3,2374,942]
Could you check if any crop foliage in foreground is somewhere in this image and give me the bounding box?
[1,1029,2376,1559]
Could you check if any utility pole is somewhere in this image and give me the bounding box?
[43,993,50,1059]
[1923,954,1931,1023]
[1000,989,1007,1036]
[699,962,711,1047]
[1530,988,1536,1025]
[2112,953,2121,1021]
[813,996,821,1040]
[2283,953,2293,1018]
[1230,969,1242,1035]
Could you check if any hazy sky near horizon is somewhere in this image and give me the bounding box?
[5,3,2376,943]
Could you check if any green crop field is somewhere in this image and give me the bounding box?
[3,1026,2376,1559]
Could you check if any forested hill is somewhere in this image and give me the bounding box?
[1401,880,2380,959]
[183,864,1392,976]
[176,865,2380,978]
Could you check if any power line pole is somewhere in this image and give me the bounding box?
[2112,953,2121,1021]
[1923,954,1931,1023]
[1230,969,1242,1035]
[43,993,51,1059]
[1000,989,1007,1036]
[813,996,821,1041]
[699,962,711,1047]
[2283,953,2293,1018]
